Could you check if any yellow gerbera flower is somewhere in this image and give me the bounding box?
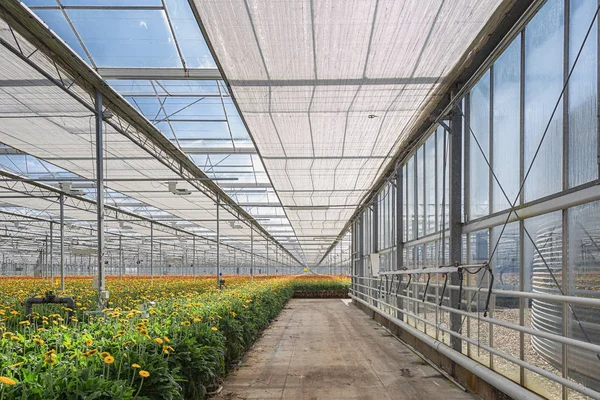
[0,376,17,385]
[139,370,150,378]
[104,355,115,364]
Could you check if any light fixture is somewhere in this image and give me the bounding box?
[102,109,114,120]
[119,221,132,230]
[58,181,85,196]
[168,181,192,196]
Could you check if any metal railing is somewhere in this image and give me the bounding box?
[350,275,600,400]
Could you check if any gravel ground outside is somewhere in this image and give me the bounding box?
[405,306,592,400]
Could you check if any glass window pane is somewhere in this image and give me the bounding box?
[524,211,564,398]
[437,126,449,231]
[469,70,491,219]
[417,147,425,238]
[567,201,600,390]
[524,0,564,201]
[492,38,521,212]
[466,230,491,366]
[491,222,520,292]
[403,164,408,242]
[407,157,415,241]
[568,0,598,187]
[425,134,436,234]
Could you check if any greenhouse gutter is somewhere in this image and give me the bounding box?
[350,295,544,400]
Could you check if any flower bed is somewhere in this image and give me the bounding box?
[0,277,292,399]
[0,275,348,399]
[290,275,350,298]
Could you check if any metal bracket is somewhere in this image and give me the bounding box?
[24,291,75,324]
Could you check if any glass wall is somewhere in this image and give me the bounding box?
[350,0,600,398]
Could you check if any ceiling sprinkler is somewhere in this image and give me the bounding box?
[168,181,192,196]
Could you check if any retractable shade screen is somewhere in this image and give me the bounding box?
[190,0,508,264]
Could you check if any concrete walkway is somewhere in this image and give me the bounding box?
[218,299,478,400]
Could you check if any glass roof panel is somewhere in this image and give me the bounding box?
[60,0,163,5]
[160,98,227,121]
[66,9,181,67]
[163,0,215,68]
[22,0,56,6]
[33,10,92,64]
[169,121,231,140]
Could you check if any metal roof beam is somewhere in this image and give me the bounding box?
[97,67,221,80]
[182,147,256,154]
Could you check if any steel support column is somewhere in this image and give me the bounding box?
[150,222,154,278]
[449,102,463,353]
[95,90,106,308]
[44,236,48,278]
[250,227,254,280]
[60,193,65,291]
[192,236,196,277]
[216,193,220,286]
[49,222,53,281]
[119,235,123,279]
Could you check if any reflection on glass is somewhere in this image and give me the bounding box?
[492,38,521,212]
[469,70,490,219]
[524,0,563,201]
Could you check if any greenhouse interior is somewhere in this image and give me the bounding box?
[0,0,598,399]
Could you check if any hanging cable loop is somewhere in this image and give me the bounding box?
[457,268,464,311]
[422,273,431,302]
[439,273,449,307]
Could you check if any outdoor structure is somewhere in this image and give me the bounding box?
[0,0,598,399]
